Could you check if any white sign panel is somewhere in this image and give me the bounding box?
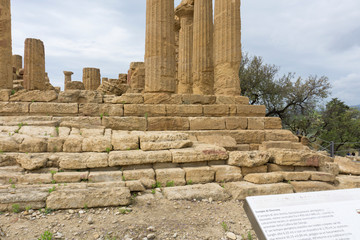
[244,188,360,240]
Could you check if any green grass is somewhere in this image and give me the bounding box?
[247,232,253,240]
[106,147,112,153]
[151,189,156,194]
[48,186,56,193]
[152,181,161,189]
[0,150,3,154]
[25,206,32,211]
[186,180,193,185]
[55,127,59,136]
[166,181,174,187]
[11,184,16,189]
[12,204,20,213]
[38,230,53,240]
[221,222,228,232]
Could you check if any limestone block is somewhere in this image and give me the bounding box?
[63,135,83,153]
[210,165,242,183]
[215,96,249,105]
[181,95,216,105]
[259,141,307,151]
[19,126,57,137]
[237,105,265,117]
[53,172,88,183]
[143,93,182,104]
[18,173,52,184]
[0,90,11,101]
[0,102,29,114]
[79,103,124,117]
[241,165,268,176]
[83,68,101,90]
[112,94,144,104]
[0,154,17,167]
[290,181,335,193]
[47,138,64,152]
[171,144,228,163]
[46,187,131,209]
[0,173,21,184]
[225,117,248,130]
[109,150,172,166]
[86,153,109,169]
[140,132,192,151]
[23,39,46,90]
[248,118,265,130]
[264,117,282,129]
[88,171,123,183]
[203,105,229,117]
[189,117,225,130]
[230,130,265,144]
[147,117,190,131]
[229,151,270,167]
[9,90,57,102]
[264,130,298,142]
[267,164,295,172]
[102,117,147,131]
[124,104,166,117]
[126,180,146,192]
[58,90,103,103]
[294,166,317,172]
[19,137,47,153]
[196,135,237,148]
[334,156,360,175]
[112,131,139,151]
[64,81,85,91]
[307,172,335,182]
[0,188,49,210]
[163,183,231,201]
[336,175,360,189]
[225,182,294,200]
[30,103,78,114]
[82,136,112,152]
[57,117,101,129]
[79,128,104,137]
[281,172,311,181]
[16,154,48,170]
[155,168,186,186]
[244,172,284,184]
[166,105,203,117]
[0,137,19,152]
[123,169,155,188]
[318,162,340,176]
[183,166,215,184]
[58,153,108,169]
[0,0,12,90]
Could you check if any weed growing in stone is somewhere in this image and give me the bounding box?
[122,176,126,181]
[48,186,56,193]
[25,206,32,211]
[221,221,228,232]
[151,189,156,194]
[166,181,175,187]
[11,184,16,189]
[38,230,53,240]
[55,127,59,135]
[51,180,56,184]
[50,170,57,176]
[0,150,3,154]
[12,204,20,213]
[106,147,111,153]
[247,232,253,240]
[10,89,15,95]
[187,180,193,185]
[119,207,131,215]
[152,181,161,189]
[15,122,24,133]
[84,204,88,210]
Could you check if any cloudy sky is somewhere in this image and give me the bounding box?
[11,0,360,106]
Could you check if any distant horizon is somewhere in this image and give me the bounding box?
[10,0,360,106]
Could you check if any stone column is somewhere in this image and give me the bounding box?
[214,0,242,96]
[63,71,73,84]
[12,55,22,71]
[175,3,194,94]
[83,68,100,90]
[192,0,214,95]
[23,38,46,90]
[145,0,176,93]
[0,0,13,89]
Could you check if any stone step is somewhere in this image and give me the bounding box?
[259,141,308,151]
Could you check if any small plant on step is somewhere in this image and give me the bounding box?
[48,186,56,193]
[152,181,161,189]
[11,184,16,189]
[38,230,53,240]
[10,89,15,95]
[151,189,156,194]
[84,204,88,210]
[221,221,228,232]
[247,232,253,240]
[0,150,3,154]
[12,204,20,213]
[55,126,59,136]
[186,180,193,185]
[166,181,175,187]
[106,147,112,153]
[25,206,32,212]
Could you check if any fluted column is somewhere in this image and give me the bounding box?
[83,68,100,90]
[145,0,176,93]
[23,38,46,90]
[192,0,214,95]
[12,55,22,71]
[0,0,13,89]
[176,3,194,94]
[214,0,241,95]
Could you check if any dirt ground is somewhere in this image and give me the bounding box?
[0,193,257,240]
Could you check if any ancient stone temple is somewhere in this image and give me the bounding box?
[83,67,101,90]
[23,38,46,90]
[214,0,242,96]
[12,54,22,71]
[145,0,176,93]
[0,0,13,89]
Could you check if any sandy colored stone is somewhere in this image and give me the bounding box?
[307,171,335,182]
[0,89,11,101]
[147,117,190,131]
[0,137,18,152]
[30,103,78,115]
[123,169,155,188]
[203,105,229,117]
[189,117,225,130]
[334,156,360,175]
[124,104,166,117]
[10,90,57,102]
[82,136,112,152]
[47,138,64,152]
[290,181,335,193]
[259,141,307,151]
[163,183,230,201]
[63,135,83,153]
[111,131,139,151]
[192,0,214,95]
[230,130,265,144]
[237,105,265,117]
[65,81,85,91]
[171,144,228,163]
[196,135,237,148]
[228,151,270,167]
[19,137,47,153]
[79,103,124,117]
[46,187,131,209]
[241,165,267,176]
[264,117,282,129]
[23,39,46,90]
[0,0,13,89]
[244,172,284,184]
[18,173,52,184]
[19,126,57,137]
[83,68,100,90]
[181,94,216,104]
[183,166,215,184]
[225,182,294,200]
[112,94,144,104]
[140,132,191,151]
[270,150,333,167]
[16,154,48,170]
[225,117,248,130]
[336,175,360,189]
[214,0,241,96]
[145,0,176,93]
[143,93,182,104]
[125,180,146,192]
[210,165,242,183]
[247,118,265,130]
[166,105,203,117]
[54,172,88,183]
[281,172,310,181]
[155,168,186,186]
[318,162,340,176]
[109,150,172,166]
[102,117,146,131]
[267,164,295,172]
[264,130,298,142]
[0,102,29,114]
[58,153,108,169]
[128,62,145,92]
